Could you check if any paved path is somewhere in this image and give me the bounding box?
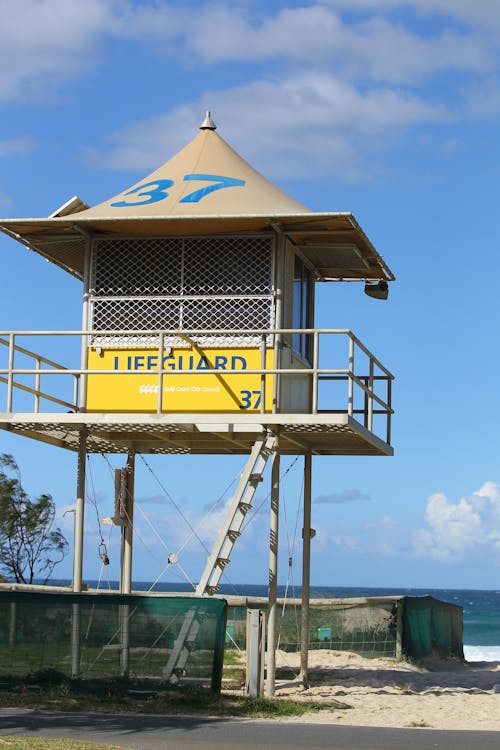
[1,709,499,750]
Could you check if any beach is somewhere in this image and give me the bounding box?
[270,649,500,730]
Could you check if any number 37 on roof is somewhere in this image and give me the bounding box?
[110,173,245,208]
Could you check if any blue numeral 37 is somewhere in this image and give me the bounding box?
[111,174,245,208]
[240,390,262,410]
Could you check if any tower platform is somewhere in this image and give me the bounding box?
[0,411,392,456]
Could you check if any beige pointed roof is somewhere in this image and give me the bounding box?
[76,117,309,219]
[0,114,394,282]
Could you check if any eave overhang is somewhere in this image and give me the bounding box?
[0,211,394,283]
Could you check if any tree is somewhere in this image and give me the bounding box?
[0,454,68,583]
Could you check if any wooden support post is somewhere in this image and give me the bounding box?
[395,598,403,660]
[299,452,313,688]
[72,429,87,593]
[246,609,266,697]
[265,442,280,696]
[120,452,135,594]
[120,453,135,677]
[71,429,87,679]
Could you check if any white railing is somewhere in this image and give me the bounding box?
[0,329,393,445]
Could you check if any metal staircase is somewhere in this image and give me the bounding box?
[163,430,277,684]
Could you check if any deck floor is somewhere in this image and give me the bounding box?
[0,412,392,455]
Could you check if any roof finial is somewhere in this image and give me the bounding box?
[200,111,217,131]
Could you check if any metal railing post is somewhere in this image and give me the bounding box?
[79,333,89,412]
[34,358,41,413]
[363,376,368,428]
[347,335,354,417]
[6,333,15,413]
[157,332,165,414]
[260,334,266,414]
[312,331,319,414]
[368,359,374,432]
[73,374,80,412]
[272,336,280,414]
[386,377,392,445]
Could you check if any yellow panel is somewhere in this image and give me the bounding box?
[86,346,274,413]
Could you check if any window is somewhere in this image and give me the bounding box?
[89,235,275,347]
[292,255,313,361]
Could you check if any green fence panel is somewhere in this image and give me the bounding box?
[226,600,398,658]
[402,596,463,660]
[224,596,463,662]
[0,591,227,693]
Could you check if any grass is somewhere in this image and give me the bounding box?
[406,720,432,728]
[0,740,121,750]
[220,649,246,686]
[0,645,352,719]
[0,684,349,719]
[0,643,350,719]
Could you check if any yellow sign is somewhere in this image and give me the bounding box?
[86,346,274,413]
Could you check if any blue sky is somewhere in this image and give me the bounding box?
[1,0,500,591]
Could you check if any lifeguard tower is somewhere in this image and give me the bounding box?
[0,113,394,693]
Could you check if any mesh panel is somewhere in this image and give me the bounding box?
[227,601,398,658]
[91,299,181,331]
[181,297,271,329]
[91,238,183,295]
[183,236,272,295]
[402,596,463,660]
[89,235,274,347]
[0,591,227,692]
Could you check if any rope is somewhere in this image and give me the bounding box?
[86,455,111,571]
[176,474,238,556]
[137,454,242,592]
[82,456,114,645]
[101,454,201,590]
[241,455,300,533]
[280,469,303,644]
[95,524,114,592]
[97,450,301,601]
[275,459,301,652]
[140,455,211,554]
[133,500,171,554]
[147,556,196,591]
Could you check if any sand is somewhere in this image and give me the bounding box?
[268,650,500,730]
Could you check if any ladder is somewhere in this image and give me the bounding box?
[163,430,277,684]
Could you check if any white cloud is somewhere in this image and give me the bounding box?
[0,0,117,100]
[0,138,34,157]
[84,106,199,171]
[1,0,497,191]
[117,3,497,86]
[88,73,450,180]
[317,489,371,503]
[333,534,361,552]
[322,0,500,31]
[362,516,407,557]
[326,516,408,558]
[181,5,494,84]
[412,482,500,561]
[58,502,97,536]
[461,78,500,119]
[0,190,14,210]
[1,1,498,104]
[189,497,235,547]
[57,504,76,534]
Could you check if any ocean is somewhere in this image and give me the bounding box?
[76,581,500,663]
